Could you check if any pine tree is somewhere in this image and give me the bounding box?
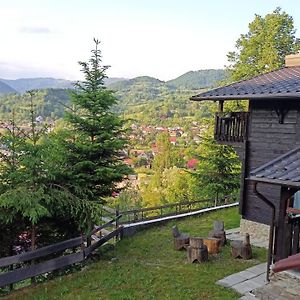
[64,39,130,202]
[0,92,52,250]
[193,135,241,203]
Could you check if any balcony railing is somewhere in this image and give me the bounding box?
[214,112,249,143]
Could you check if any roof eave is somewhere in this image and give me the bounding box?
[246,176,300,189]
[190,93,300,102]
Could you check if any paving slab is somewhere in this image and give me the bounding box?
[238,295,257,300]
[217,270,258,287]
[232,280,264,294]
[245,263,267,275]
[226,228,240,234]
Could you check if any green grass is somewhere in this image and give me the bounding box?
[5,207,267,300]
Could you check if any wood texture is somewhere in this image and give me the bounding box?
[187,238,208,263]
[172,225,189,250]
[231,233,252,260]
[202,237,221,254]
[208,221,226,246]
[84,226,123,257]
[0,252,84,287]
[0,237,83,268]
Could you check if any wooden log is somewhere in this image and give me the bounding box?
[189,237,204,248]
[213,220,224,231]
[174,236,190,251]
[187,238,208,263]
[208,220,226,246]
[202,237,221,254]
[172,225,180,238]
[172,225,189,250]
[231,233,252,260]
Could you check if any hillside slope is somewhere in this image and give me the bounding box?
[167,69,227,89]
[0,81,18,95]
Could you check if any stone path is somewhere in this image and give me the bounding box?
[218,228,300,299]
[217,263,268,298]
[253,272,300,300]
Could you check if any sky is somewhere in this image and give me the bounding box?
[1,0,300,81]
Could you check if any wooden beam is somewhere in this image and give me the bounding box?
[0,237,83,268]
[0,252,84,287]
[218,100,224,113]
[84,226,123,257]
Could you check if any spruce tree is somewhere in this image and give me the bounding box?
[64,39,130,202]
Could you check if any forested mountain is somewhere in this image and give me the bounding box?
[0,81,17,95]
[0,77,127,94]
[0,78,74,93]
[0,69,224,124]
[0,89,71,122]
[167,69,228,89]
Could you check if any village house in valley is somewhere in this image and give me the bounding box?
[191,53,300,274]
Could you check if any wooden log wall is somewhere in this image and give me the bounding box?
[243,99,300,225]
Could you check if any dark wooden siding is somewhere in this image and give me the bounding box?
[243,99,300,224]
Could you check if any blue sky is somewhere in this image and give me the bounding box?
[0,0,300,81]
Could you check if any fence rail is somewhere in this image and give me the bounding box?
[118,197,235,224]
[0,217,123,289]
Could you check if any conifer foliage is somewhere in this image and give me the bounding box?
[65,39,130,201]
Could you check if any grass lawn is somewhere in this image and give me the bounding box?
[5,207,267,300]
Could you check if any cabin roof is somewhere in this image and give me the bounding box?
[248,147,300,188]
[191,66,300,101]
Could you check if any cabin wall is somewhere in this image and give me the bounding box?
[243,99,300,225]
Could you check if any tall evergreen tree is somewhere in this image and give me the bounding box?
[193,135,241,202]
[227,7,300,82]
[64,39,130,202]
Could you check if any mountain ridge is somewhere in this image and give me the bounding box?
[0,69,226,94]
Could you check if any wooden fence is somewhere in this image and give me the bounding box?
[118,197,235,224]
[0,217,123,289]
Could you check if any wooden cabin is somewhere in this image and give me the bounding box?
[191,54,300,268]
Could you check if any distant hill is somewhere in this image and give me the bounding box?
[167,69,228,89]
[105,77,127,86]
[0,69,225,123]
[0,81,18,95]
[108,76,166,90]
[0,78,74,93]
[109,76,176,112]
[0,77,126,94]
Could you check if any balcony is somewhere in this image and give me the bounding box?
[214,112,249,143]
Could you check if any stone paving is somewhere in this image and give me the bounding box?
[218,228,300,299]
[217,263,268,298]
[252,272,300,300]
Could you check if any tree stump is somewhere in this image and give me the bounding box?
[231,233,252,260]
[208,220,226,246]
[202,237,221,254]
[187,237,208,263]
[172,225,189,250]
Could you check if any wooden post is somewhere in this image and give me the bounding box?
[275,187,295,260]
[218,100,224,113]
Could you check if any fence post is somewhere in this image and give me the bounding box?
[116,205,120,241]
